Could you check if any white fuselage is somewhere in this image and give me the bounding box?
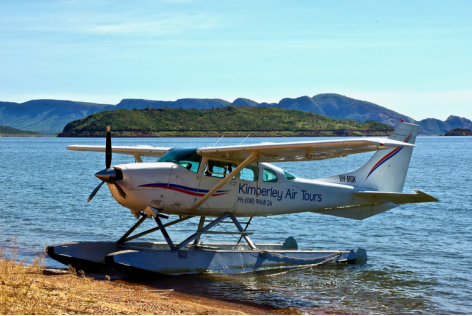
[108,157,361,218]
[73,122,437,221]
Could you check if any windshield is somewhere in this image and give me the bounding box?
[158,148,201,173]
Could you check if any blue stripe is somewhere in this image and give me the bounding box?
[139,183,229,194]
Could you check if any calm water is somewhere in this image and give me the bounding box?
[1,136,471,314]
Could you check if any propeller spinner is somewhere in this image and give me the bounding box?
[87,126,127,202]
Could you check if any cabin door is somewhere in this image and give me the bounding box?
[197,158,237,213]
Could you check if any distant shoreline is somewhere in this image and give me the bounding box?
[0,125,45,137]
[0,135,47,137]
[58,130,393,138]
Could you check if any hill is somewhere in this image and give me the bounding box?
[2,94,471,135]
[0,100,114,135]
[261,94,417,127]
[0,125,43,137]
[58,106,394,137]
[255,94,472,134]
[419,115,472,135]
[442,128,472,136]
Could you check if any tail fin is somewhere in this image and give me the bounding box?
[318,122,419,192]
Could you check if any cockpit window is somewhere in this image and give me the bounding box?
[158,148,201,173]
[284,170,296,180]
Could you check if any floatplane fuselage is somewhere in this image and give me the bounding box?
[107,160,374,219]
[93,122,437,221]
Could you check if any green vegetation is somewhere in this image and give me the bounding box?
[59,106,393,137]
[0,125,43,137]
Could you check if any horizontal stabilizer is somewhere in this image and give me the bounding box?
[354,190,439,204]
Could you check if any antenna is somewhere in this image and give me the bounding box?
[212,135,224,147]
[239,134,250,145]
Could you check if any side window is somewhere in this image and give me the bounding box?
[239,166,258,181]
[284,170,297,180]
[204,160,236,178]
[263,169,278,182]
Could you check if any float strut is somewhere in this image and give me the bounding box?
[237,216,253,245]
[175,212,231,250]
[193,216,206,245]
[122,215,194,243]
[117,215,147,244]
[229,213,256,250]
[154,216,177,251]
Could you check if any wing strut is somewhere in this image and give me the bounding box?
[187,152,258,211]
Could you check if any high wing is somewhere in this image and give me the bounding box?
[67,145,172,162]
[197,138,415,163]
[68,137,414,164]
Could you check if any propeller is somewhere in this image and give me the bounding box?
[87,126,127,203]
[87,181,105,203]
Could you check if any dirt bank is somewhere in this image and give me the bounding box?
[0,254,289,315]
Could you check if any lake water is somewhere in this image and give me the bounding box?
[1,136,471,314]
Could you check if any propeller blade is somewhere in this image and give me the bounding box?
[88,126,119,203]
[87,181,105,203]
[110,178,127,199]
[106,125,112,169]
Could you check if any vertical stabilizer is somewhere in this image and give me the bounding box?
[318,122,419,192]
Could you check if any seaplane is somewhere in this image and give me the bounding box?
[47,121,438,276]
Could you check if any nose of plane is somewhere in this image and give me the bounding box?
[95,168,117,182]
[87,126,127,203]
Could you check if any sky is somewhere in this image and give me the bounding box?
[1,0,471,121]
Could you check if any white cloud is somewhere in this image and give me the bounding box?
[1,3,219,37]
[80,13,218,36]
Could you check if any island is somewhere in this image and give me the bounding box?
[0,125,43,137]
[441,128,472,136]
[58,106,394,137]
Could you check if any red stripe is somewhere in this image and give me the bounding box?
[366,132,413,179]
[140,184,228,197]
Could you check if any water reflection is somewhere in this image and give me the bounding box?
[127,262,438,314]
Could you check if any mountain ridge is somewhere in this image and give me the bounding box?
[1,94,470,135]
